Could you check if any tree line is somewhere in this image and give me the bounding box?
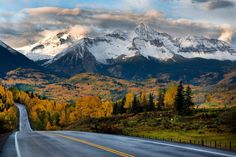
[0,84,17,133]
[113,81,194,115]
[10,88,113,130]
[0,81,194,131]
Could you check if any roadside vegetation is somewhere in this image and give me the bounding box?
[11,88,113,130]
[1,80,235,150]
[0,84,18,133]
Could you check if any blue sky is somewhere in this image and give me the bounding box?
[0,0,235,47]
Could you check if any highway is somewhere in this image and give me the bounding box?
[0,103,236,157]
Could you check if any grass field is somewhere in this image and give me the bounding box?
[70,108,236,150]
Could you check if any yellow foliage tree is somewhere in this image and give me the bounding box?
[164,83,178,108]
[6,91,14,106]
[124,93,134,112]
[59,111,66,126]
[46,121,53,130]
[101,101,113,117]
[139,92,148,110]
[0,100,3,111]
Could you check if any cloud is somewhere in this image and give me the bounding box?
[68,25,90,38]
[218,24,234,42]
[121,0,151,10]
[145,10,164,18]
[191,0,235,10]
[23,7,80,16]
[207,0,234,10]
[192,0,209,3]
[0,6,236,48]
[38,25,90,39]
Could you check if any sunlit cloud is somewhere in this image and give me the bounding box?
[0,0,235,47]
[218,24,235,42]
[22,7,80,16]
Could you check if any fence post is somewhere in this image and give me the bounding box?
[230,141,231,150]
[215,141,217,148]
[190,140,192,144]
[202,140,204,146]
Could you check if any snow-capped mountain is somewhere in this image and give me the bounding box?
[17,32,82,61]
[176,36,236,60]
[44,23,236,84]
[19,23,236,63]
[50,23,236,64]
[49,23,180,65]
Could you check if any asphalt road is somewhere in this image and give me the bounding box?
[0,103,236,157]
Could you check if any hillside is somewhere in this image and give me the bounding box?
[3,70,160,102]
[2,68,236,108]
[0,41,38,77]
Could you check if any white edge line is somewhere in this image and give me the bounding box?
[60,132,236,157]
[15,132,22,157]
[141,140,236,157]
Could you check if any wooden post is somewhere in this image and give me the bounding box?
[230,141,232,150]
[215,141,217,148]
[202,140,204,146]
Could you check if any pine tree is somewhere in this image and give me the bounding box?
[147,93,155,111]
[184,85,194,114]
[131,95,139,113]
[139,92,148,112]
[174,81,185,115]
[157,89,165,110]
[120,98,126,113]
[113,99,126,114]
[113,102,118,115]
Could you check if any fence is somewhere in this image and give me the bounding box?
[130,134,235,151]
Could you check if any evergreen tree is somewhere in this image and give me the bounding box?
[113,102,118,115]
[174,81,185,115]
[139,92,148,112]
[147,93,155,111]
[131,95,140,113]
[184,85,194,114]
[157,89,165,110]
[113,99,126,115]
[120,98,126,113]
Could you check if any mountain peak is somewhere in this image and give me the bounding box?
[134,23,158,40]
[17,31,77,61]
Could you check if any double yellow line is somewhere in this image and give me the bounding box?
[50,133,135,157]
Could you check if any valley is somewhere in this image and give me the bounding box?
[0,16,236,156]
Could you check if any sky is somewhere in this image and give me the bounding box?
[0,0,235,47]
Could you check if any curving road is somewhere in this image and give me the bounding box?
[0,103,236,157]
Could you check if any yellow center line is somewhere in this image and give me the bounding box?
[49,133,135,157]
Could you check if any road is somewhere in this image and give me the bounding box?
[0,103,236,157]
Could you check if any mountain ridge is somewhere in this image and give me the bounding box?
[18,23,236,62]
[0,41,38,77]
